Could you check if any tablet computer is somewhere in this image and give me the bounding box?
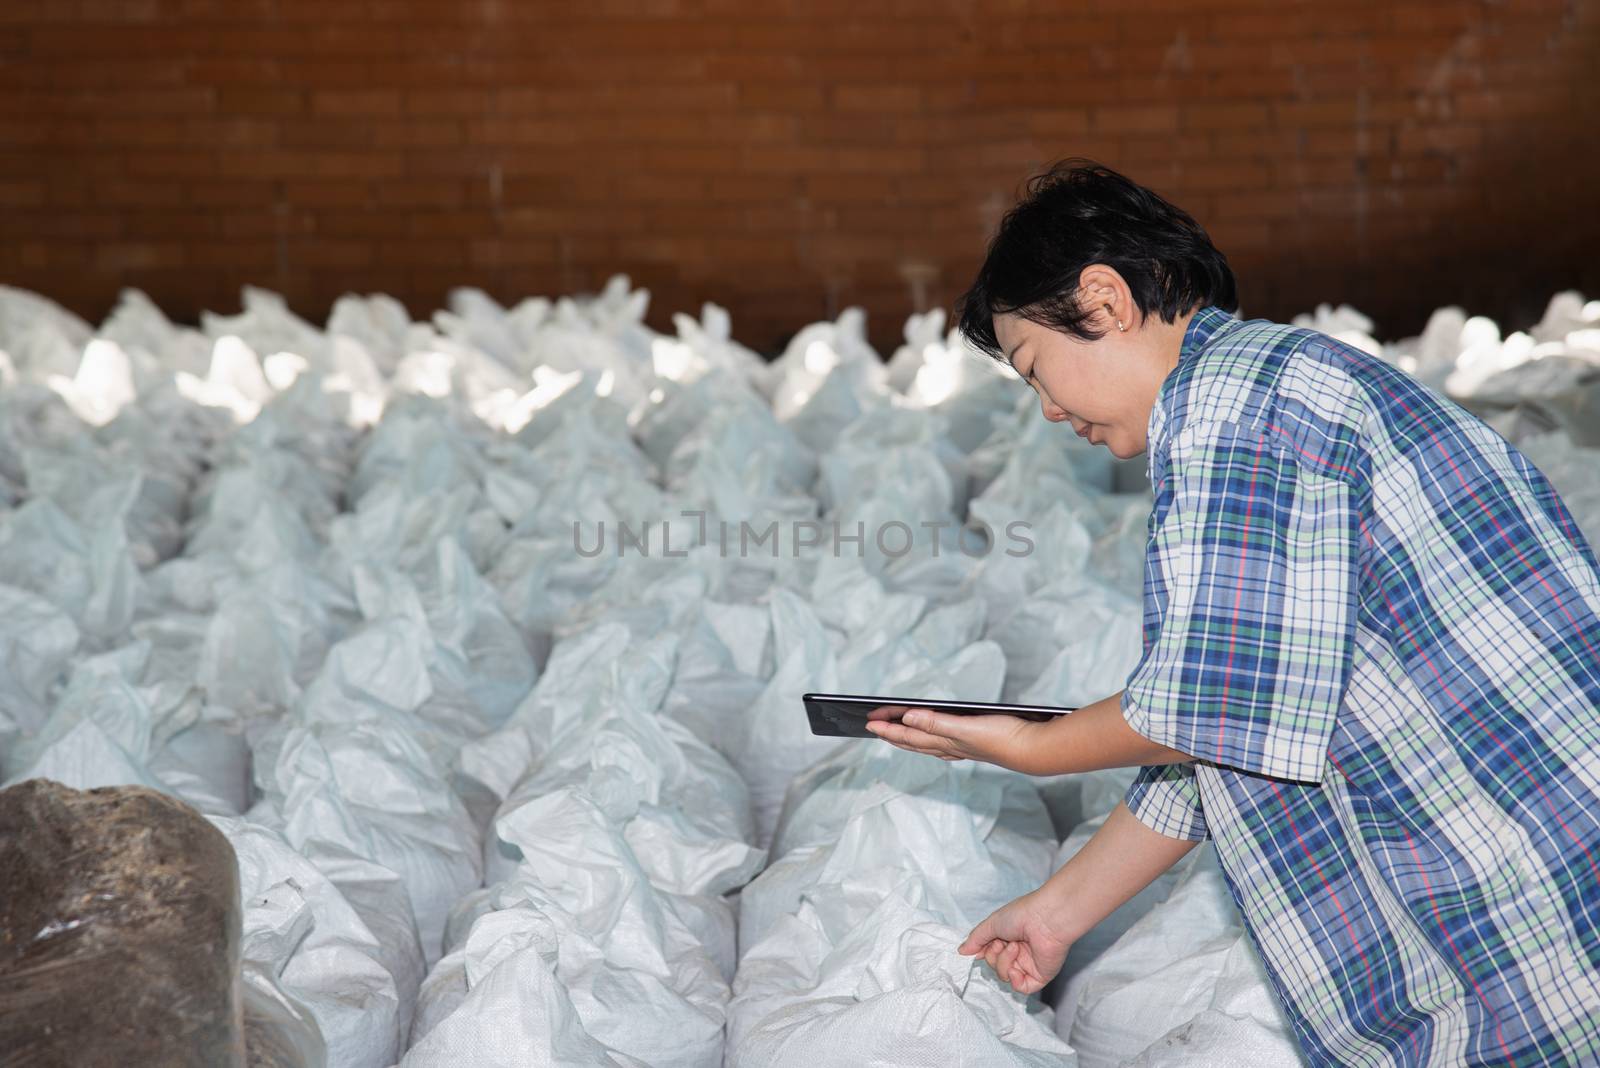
[802,692,1076,738]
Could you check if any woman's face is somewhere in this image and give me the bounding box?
[993,304,1186,460]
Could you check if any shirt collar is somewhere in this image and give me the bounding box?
[1178,305,1238,368]
[1145,305,1238,477]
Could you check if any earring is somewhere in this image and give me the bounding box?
[1116,319,1125,332]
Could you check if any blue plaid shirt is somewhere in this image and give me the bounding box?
[1121,307,1600,1066]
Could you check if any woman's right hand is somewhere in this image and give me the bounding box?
[958,887,1076,995]
[863,707,1047,773]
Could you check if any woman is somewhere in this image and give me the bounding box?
[866,160,1600,1066]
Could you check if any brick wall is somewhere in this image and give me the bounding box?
[1,0,1596,355]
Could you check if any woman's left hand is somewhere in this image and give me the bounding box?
[958,886,1075,995]
[864,708,1043,773]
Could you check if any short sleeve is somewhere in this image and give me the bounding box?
[1121,420,1359,783]
[1124,763,1208,841]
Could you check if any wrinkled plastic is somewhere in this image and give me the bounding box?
[729,740,1070,1066]
[1066,846,1305,1068]
[411,613,760,1064]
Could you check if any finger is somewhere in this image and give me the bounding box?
[1012,947,1041,993]
[960,910,1004,955]
[899,709,970,740]
[865,704,912,725]
[1000,941,1022,985]
[868,720,946,748]
[863,724,947,757]
[984,941,1003,972]
[961,932,998,959]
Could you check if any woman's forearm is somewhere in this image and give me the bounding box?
[1038,799,1202,943]
[1009,690,1193,776]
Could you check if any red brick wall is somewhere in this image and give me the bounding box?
[2,0,1596,355]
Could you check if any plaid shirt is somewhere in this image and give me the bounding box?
[1121,306,1600,1066]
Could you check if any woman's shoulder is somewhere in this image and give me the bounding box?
[1161,319,1375,485]
[1169,316,1340,430]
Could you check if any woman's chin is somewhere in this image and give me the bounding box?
[1105,436,1141,460]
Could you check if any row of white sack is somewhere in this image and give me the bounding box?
[11,279,1597,414]
[10,279,1596,458]
[0,280,1033,470]
[1295,291,1600,446]
[1,316,1103,552]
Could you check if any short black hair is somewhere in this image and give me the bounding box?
[956,159,1238,362]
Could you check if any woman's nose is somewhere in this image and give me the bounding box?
[1042,397,1067,422]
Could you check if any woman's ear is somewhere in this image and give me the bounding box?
[1076,264,1134,335]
